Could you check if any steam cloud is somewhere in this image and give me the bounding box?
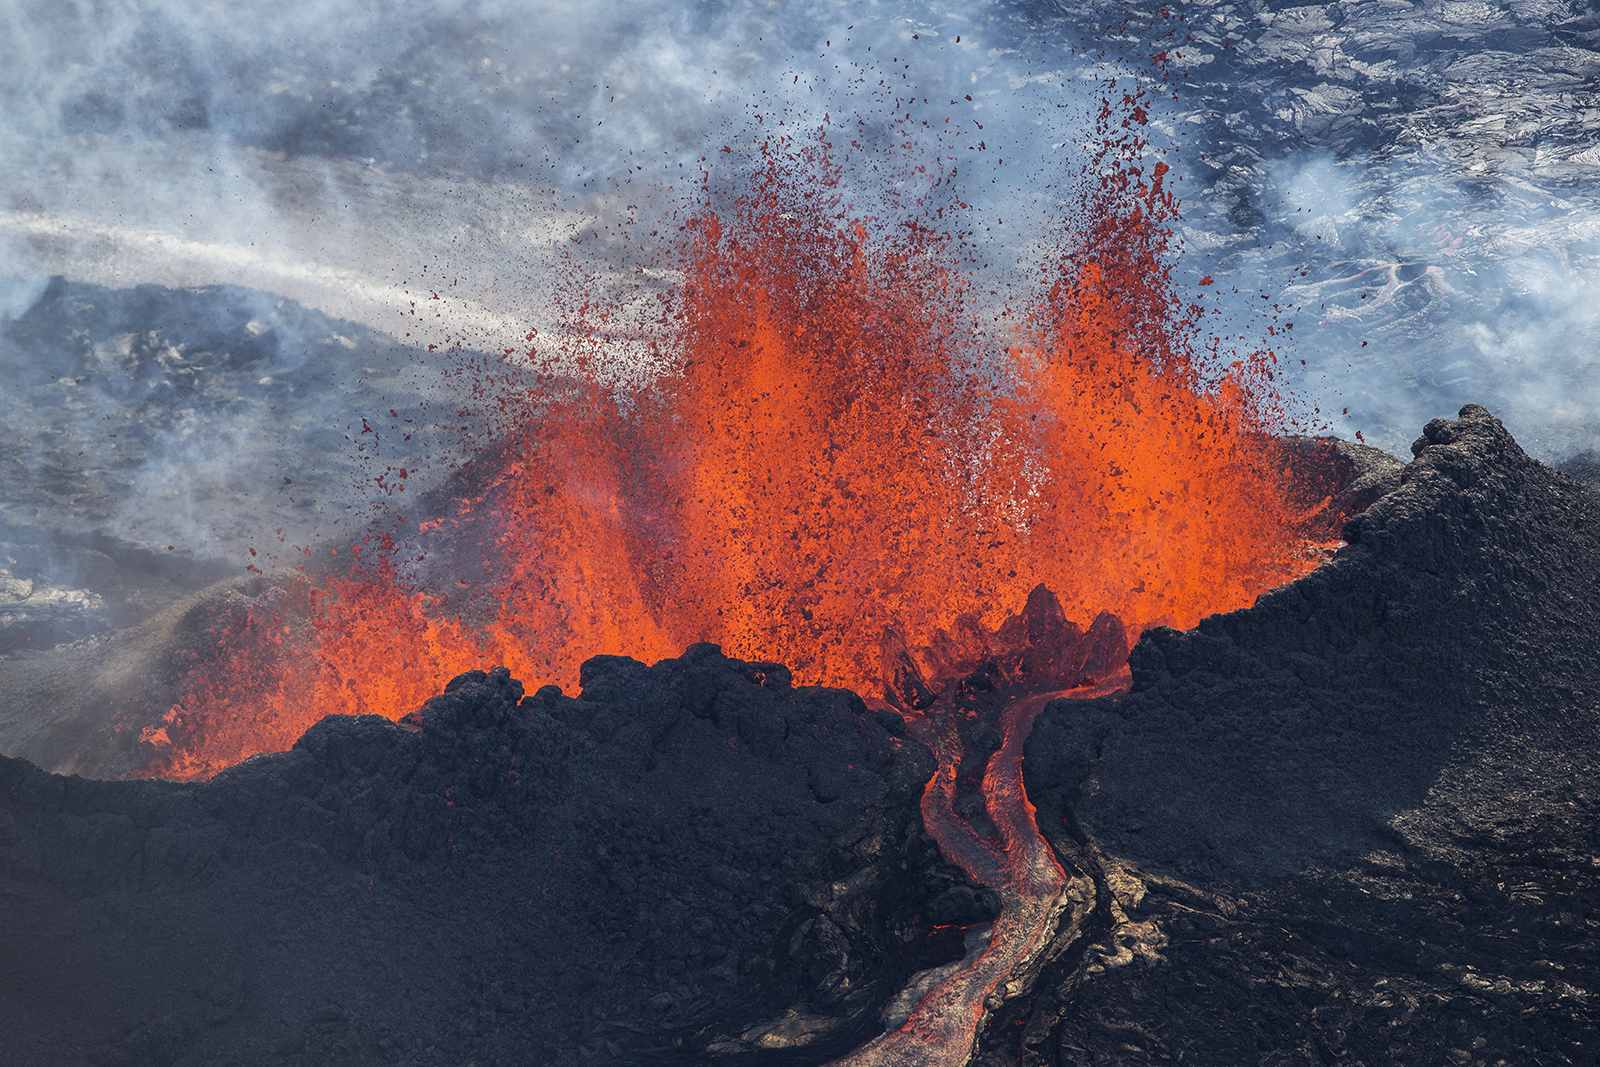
[0,0,1089,347]
[0,0,1101,581]
[1157,0,1600,458]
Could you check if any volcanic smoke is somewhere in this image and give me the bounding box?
[5,7,1594,1067]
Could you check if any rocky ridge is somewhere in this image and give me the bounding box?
[1019,404,1600,1065]
[0,647,949,1067]
[3,405,1597,1067]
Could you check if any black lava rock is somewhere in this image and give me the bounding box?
[1031,403,1600,887]
[926,885,1003,927]
[0,648,938,1066]
[1012,405,1600,1067]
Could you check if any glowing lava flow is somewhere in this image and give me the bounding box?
[832,681,1121,1067]
[117,45,1333,1067]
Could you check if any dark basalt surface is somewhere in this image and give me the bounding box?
[0,647,946,1067]
[1020,404,1599,1065]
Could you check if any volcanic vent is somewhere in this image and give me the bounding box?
[108,71,1332,785]
[0,61,1364,1065]
[0,59,1341,1067]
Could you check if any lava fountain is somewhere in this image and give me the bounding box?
[137,71,1321,781]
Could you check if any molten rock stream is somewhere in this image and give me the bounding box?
[830,689,1096,1067]
[829,591,1133,1065]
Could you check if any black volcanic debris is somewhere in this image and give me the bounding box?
[1019,405,1600,1065]
[1051,825,1600,1067]
[0,648,946,1066]
[1031,405,1600,886]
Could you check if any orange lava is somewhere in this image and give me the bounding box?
[138,96,1319,781]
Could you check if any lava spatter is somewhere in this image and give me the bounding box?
[116,39,1330,1067]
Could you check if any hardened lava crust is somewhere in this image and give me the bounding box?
[2,407,1596,1067]
[1022,405,1600,1067]
[0,648,949,1067]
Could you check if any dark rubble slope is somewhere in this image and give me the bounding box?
[0,647,947,1067]
[1024,404,1600,1065]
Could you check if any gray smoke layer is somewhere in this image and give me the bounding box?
[0,0,1093,657]
[0,0,1087,348]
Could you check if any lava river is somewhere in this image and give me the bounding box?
[836,682,1110,1067]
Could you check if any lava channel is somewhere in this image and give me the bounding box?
[834,674,1124,1067]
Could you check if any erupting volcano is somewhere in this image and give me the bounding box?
[5,5,1600,1067]
[139,71,1325,784]
[91,67,1347,1066]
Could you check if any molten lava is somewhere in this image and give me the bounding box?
[138,84,1320,782]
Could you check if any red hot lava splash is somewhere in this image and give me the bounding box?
[138,75,1321,781]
